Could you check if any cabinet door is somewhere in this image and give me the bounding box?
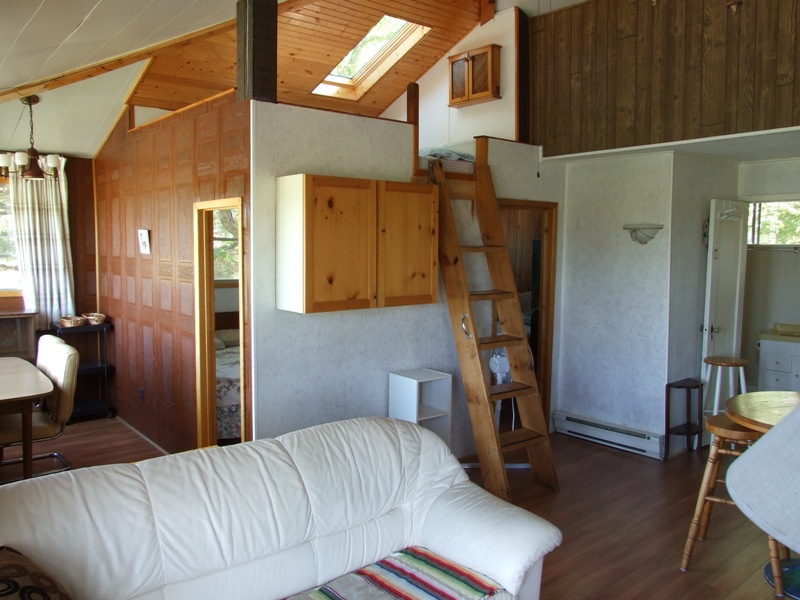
[377,181,439,307]
[468,45,501,102]
[308,176,377,312]
[448,52,470,105]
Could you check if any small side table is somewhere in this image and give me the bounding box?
[664,378,703,460]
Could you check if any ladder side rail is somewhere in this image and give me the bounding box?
[434,160,512,500]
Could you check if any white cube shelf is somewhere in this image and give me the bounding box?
[389,368,452,446]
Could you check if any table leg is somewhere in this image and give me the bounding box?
[21,400,32,478]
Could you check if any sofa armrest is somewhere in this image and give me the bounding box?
[415,481,562,597]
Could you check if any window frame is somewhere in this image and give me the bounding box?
[313,18,431,101]
[0,176,22,296]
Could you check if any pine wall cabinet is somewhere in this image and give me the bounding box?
[448,44,501,107]
[276,174,439,313]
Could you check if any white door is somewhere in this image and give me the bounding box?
[701,198,749,411]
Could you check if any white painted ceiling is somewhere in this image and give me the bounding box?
[0,0,237,158]
[2,0,800,163]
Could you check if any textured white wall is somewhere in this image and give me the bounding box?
[668,154,739,384]
[249,103,473,455]
[558,154,673,434]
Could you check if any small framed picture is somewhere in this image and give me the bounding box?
[138,229,151,255]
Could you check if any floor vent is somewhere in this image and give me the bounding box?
[553,411,663,460]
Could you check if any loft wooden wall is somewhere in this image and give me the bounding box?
[529,0,800,156]
[93,92,250,453]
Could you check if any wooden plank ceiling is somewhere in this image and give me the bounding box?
[128,0,480,117]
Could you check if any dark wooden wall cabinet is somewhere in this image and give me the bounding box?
[448,44,501,107]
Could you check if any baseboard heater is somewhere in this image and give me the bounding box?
[553,411,663,460]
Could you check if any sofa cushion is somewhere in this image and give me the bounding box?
[0,546,74,599]
[287,546,512,600]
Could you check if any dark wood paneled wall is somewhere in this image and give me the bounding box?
[529,0,800,156]
[93,92,250,453]
[67,158,97,316]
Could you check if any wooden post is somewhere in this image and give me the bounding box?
[407,83,421,177]
[237,0,277,103]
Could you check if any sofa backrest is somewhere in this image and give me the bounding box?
[0,417,467,600]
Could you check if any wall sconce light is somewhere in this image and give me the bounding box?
[623,223,663,245]
[727,0,743,14]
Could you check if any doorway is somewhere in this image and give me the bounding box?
[498,199,558,417]
[193,197,246,448]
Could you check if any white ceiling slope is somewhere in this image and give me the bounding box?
[0,0,236,159]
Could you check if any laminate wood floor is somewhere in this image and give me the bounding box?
[0,419,779,599]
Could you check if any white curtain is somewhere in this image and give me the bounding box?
[9,154,76,330]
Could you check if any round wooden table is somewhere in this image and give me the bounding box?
[726,390,800,432]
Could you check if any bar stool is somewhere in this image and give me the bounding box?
[663,378,703,460]
[703,356,748,416]
[680,414,787,596]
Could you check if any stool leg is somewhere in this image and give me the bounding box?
[698,437,725,541]
[713,366,723,415]
[739,366,748,394]
[768,536,785,597]
[681,435,722,571]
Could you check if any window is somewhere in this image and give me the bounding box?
[312,15,430,101]
[748,201,800,246]
[0,178,22,293]
[213,208,239,283]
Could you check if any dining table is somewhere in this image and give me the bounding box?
[725,389,800,598]
[0,356,54,479]
[726,390,800,433]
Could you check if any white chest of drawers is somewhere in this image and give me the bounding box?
[758,336,800,392]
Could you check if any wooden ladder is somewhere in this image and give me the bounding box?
[430,159,558,501]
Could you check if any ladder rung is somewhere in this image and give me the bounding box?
[489,381,533,402]
[499,427,545,453]
[461,245,505,254]
[478,334,526,349]
[469,289,515,301]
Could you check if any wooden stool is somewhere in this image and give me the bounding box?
[703,356,748,416]
[663,378,703,460]
[680,414,788,596]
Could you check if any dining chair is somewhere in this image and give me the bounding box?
[0,341,79,480]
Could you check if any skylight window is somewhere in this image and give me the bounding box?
[313,15,430,101]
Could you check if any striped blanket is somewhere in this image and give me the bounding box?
[287,547,512,600]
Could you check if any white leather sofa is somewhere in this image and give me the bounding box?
[0,417,562,599]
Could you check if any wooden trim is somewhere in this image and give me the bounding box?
[515,6,531,143]
[0,21,236,104]
[194,197,245,448]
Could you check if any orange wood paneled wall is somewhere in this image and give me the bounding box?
[93,92,250,453]
[529,0,800,156]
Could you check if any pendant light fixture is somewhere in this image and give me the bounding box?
[17,95,46,180]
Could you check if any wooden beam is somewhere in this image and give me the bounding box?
[237,0,277,103]
[0,21,236,104]
[407,83,420,178]
[480,0,496,25]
